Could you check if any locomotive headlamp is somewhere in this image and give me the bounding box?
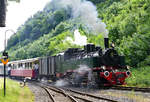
[102,66,106,70]
[126,71,130,76]
[127,66,130,70]
[104,71,110,77]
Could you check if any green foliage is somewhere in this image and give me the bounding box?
[117,34,150,66]
[52,22,72,36]
[7,8,71,49]
[6,0,150,68]
[78,26,104,47]
[97,0,150,67]
[8,33,52,60]
[138,56,150,67]
[126,66,150,87]
[48,31,80,55]
[87,34,104,48]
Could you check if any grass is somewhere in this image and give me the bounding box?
[0,78,34,102]
[126,66,150,87]
[101,91,150,102]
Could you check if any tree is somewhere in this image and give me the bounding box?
[118,33,150,66]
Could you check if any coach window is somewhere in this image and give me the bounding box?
[28,63,30,69]
[20,63,22,69]
[27,63,29,69]
[26,63,29,69]
[13,64,15,69]
[16,64,18,69]
[23,63,25,69]
[17,63,20,69]
[19,63,22,69]
[18,63,20,69]
[12,64,15,69]
[14,64,17,69]
[20,63,23,69]
[25,63,27,68]
[30,62,32,69]
[28,63,29,69]
[32,62,35,69]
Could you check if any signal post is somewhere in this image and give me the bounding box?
[1,51,9,96]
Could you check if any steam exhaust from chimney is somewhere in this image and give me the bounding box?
[50,0,109,37]
[0,0,6,27]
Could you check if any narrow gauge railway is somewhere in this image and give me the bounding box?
[39,86,56,102]
[34,82,118,102]
[60,86,118,102]
[35,83,78,102]
[109,86,150,93]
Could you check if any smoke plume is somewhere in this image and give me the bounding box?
[65,29,87,46]
[55,79,69,87]
[50,0,109,37]
[74,65,94,83]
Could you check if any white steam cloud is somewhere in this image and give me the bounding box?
[75,65,91,74]
[75,65,93,81]
[64,29,87,46]
[74,29,87,45]
[55,79,69,87]
[51,0,109,37]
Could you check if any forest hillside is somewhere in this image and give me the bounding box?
[5,0,150,68]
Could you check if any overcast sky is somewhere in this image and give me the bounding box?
[0,0,51,51]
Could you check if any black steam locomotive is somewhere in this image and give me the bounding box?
[8,38,130,86]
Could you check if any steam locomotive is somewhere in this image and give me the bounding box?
[8,38,130,86]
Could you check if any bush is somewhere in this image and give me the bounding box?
[138,56,150,67]
[117,34,149,66]
[126,66,150,87]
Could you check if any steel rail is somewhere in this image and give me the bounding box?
[45,86,79,102]
[40,86,56,102]
[110,86,150,92]
[59,87,118,102]
[47,85,99,102]
[71,95,93,102]
[48,86,97,102]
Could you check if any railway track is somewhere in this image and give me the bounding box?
[35,82,118,102]
[37,84,78,102]
[55,86,118,102]
[109,86,150,93]
[46,85,94,102]
[40,86,56,102]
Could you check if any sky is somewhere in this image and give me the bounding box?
[0,0,51,51]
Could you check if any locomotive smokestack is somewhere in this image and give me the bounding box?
[0,0,6,27]
[104,38,109,49]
